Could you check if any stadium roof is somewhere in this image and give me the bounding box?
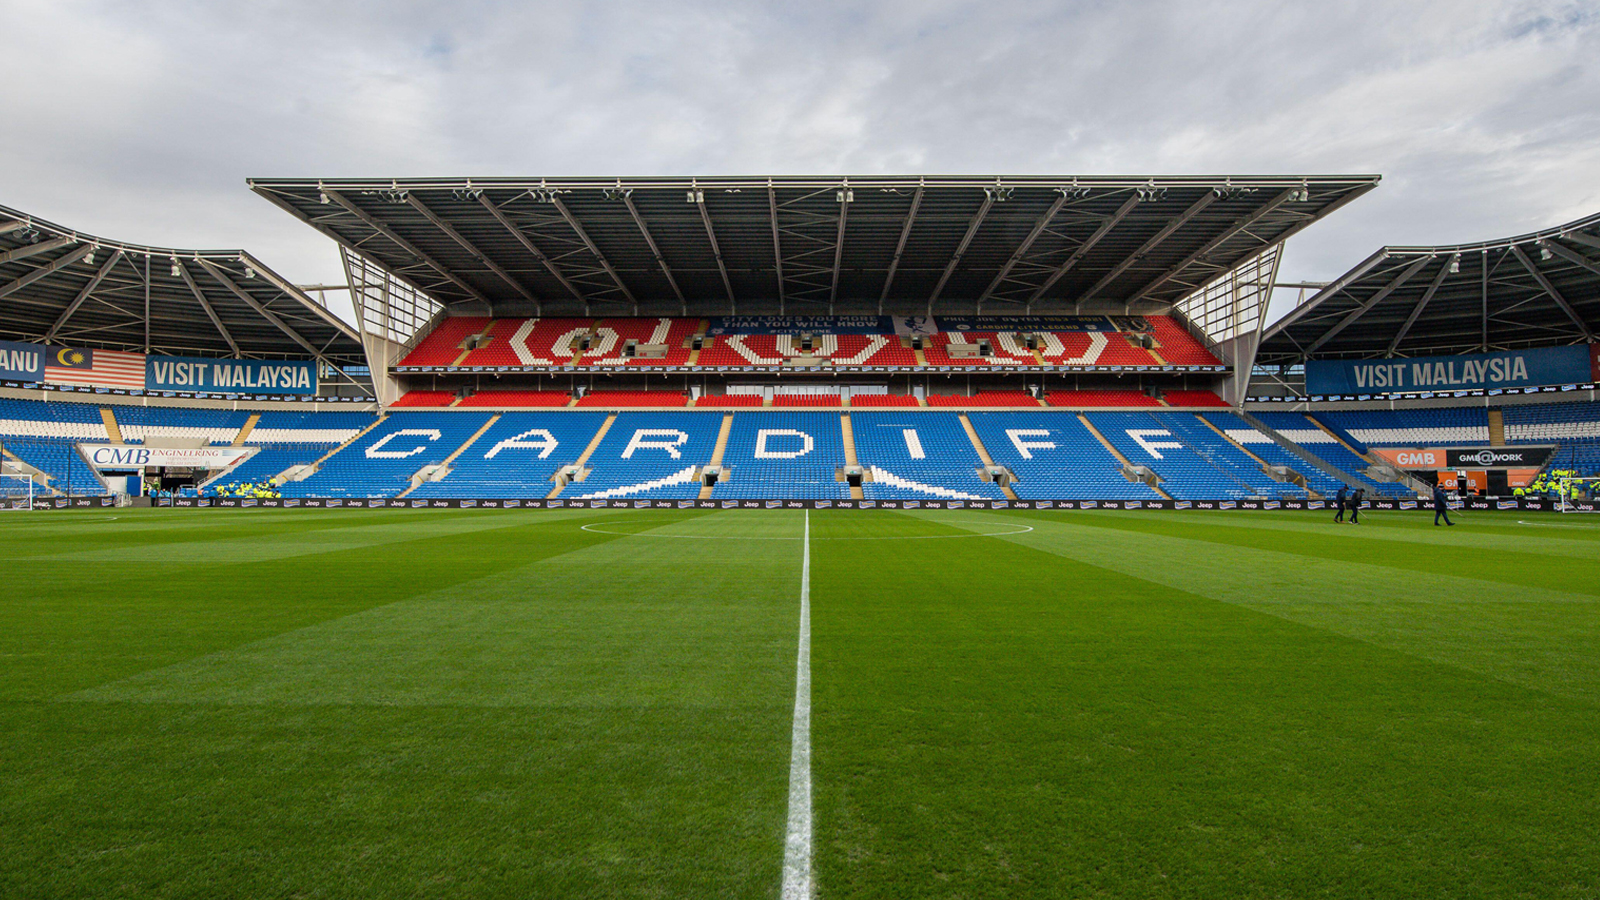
[251,175,1379,318]
[1259,210,1600,365]
[0,203,367,369]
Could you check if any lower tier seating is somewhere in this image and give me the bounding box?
[281,412,492,498]
[714,412,851,499]
[412,413,609,498]
[572,412,723,500]
[852,412,1004,501]
[969,412,1161,500]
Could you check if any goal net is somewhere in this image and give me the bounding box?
[0,472,38,511]
[1556,476,1600,513]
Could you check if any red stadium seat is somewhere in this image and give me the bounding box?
[848,394,921,407]
[926,391,1040,407]
[695,394,764,407]
[1044,390,1161,408]
[456,391,573,408]
[390,390,457,407]
[1162,390,1229,407]
[399,317,491,367]
[574,391,689,408]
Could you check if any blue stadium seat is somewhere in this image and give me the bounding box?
[412,412,608,498]
[282,412,493,498]
[969,412,1160,500]
[572,412,723,500]
[714,412,850,499]
[852,412,1004,500]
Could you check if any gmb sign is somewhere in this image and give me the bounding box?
[82,445,253,469]
[1444,447,1553,468]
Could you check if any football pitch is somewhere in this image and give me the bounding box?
[2,507,1597,899]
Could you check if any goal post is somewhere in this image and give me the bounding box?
[1555,475,1600,513]
[0,472,38,511]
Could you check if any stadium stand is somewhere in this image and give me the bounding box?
[715,412,851,499]
[391,391,457,408]
[968,412,1161,500]
[927,391,1038,407]
[1086,411,1298,500]
[1202,412,1347,496]
[112,406,252,444]
[281,412,492,498]
[397,316,491,367]
[456,318,594,367]
[1314,408,1489,446]
[1044,390,1158,408]
[457,391,573,408]
[1503,401,1600,476]
[694,394,764,408]
[412,413,608,498]
[852,412,1004,500]
[773,394,843,407]
[1150,412,1304,498]
[574,391,688,408]
[1247,411,1409,496]
[848,394,921,407]
[1147,316,1222,365]
[1161,390,1229,408]
[572,412,723,499]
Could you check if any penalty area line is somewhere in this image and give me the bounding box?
[781,508,814,899]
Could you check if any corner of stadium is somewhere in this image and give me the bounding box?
[5,174,1600,898]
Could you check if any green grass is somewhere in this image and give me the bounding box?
[1,507,1597,898]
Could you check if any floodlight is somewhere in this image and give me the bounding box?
[1540,243,1553,261]
[83,248,94,266]
[169,258,181,277]
[1448,256,1460,274]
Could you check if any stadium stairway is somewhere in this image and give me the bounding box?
[697,413,736,500]
[1489,408,1505,446]
[1196,416,1318,497]
[397,414,501,498]
[286,415,387,483]
[957,413,1020,501]
[839,413,864,500]
[232,413,261,445]
[1078,415,1173,499]
[548,413,616,498]
[99,408,123,444]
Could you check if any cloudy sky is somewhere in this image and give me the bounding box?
[3,0,1597,324]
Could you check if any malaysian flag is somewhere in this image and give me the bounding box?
[44,347,146,389]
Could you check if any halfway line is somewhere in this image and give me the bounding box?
[781,509,814,899]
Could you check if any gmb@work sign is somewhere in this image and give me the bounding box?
[1305,344,1594,394]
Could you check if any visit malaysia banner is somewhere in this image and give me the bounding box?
[82,445,253,469]
[1305,345,1593,395]
[146,355,318,395]
[0,339,45,381]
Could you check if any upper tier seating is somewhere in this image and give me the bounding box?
[851,412,1004,501]
[926,391,1039,407]
[1161,390,1228,408]
[695,394,763,408]
[247,411,373,445]
[714,412,850,500]
[281,412,493,498]
[1147,317,1222,365]
[391,391,457,408]
[572,412,724,500]
[696,333,915,368]
[574,391,689,408]
[0,398,109,441]
[456,391,573,408]
[1044,390,1159,408]
[412,412,608,498]
[848,394,920,407]
[968,412,1160,500]
[773,394,843,407]
[1315,408,1489,446]
[397,316,491,367]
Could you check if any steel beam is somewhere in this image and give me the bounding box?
[829,190,850,314]
[406,195,541,309]
[976,193,1068,310]
[1026,194,1141,306]
[323,189,494,309]
[0,236,75,266]
[927,191,996,314]
[0,219,24,235]
[44,250,124,343]
[241,252,364,345]
[1560,230,1600,251]
[1509,244,1594,340]
[1302,256,1433,356]
[1126,187,1298,304]
[1262,250,1389,340]
[0,243,93,299]
[769,184,786,313]
[177,260,242,356]
[620,194,687,315]
[548,196,639,313]
[1545,239,1600,278]
[1385,255,1452,355]
[695,197,738,313]
[1079,193,1216,303]
[478,194,584,311]
[878,185,924,314]
[194,259,332,362]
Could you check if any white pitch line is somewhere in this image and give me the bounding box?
[781,508,814,900]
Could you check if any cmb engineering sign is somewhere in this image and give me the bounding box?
[1306,344,1595,395]
[82,445,253,469]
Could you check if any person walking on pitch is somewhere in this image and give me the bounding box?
[1334,485,1348,523]
[1433,482,1455,526]
[1349,487,1366,524]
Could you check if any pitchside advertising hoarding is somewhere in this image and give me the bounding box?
[1373,446,1554,469]
[0,338,317,395]
[1306,344,1598,395]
